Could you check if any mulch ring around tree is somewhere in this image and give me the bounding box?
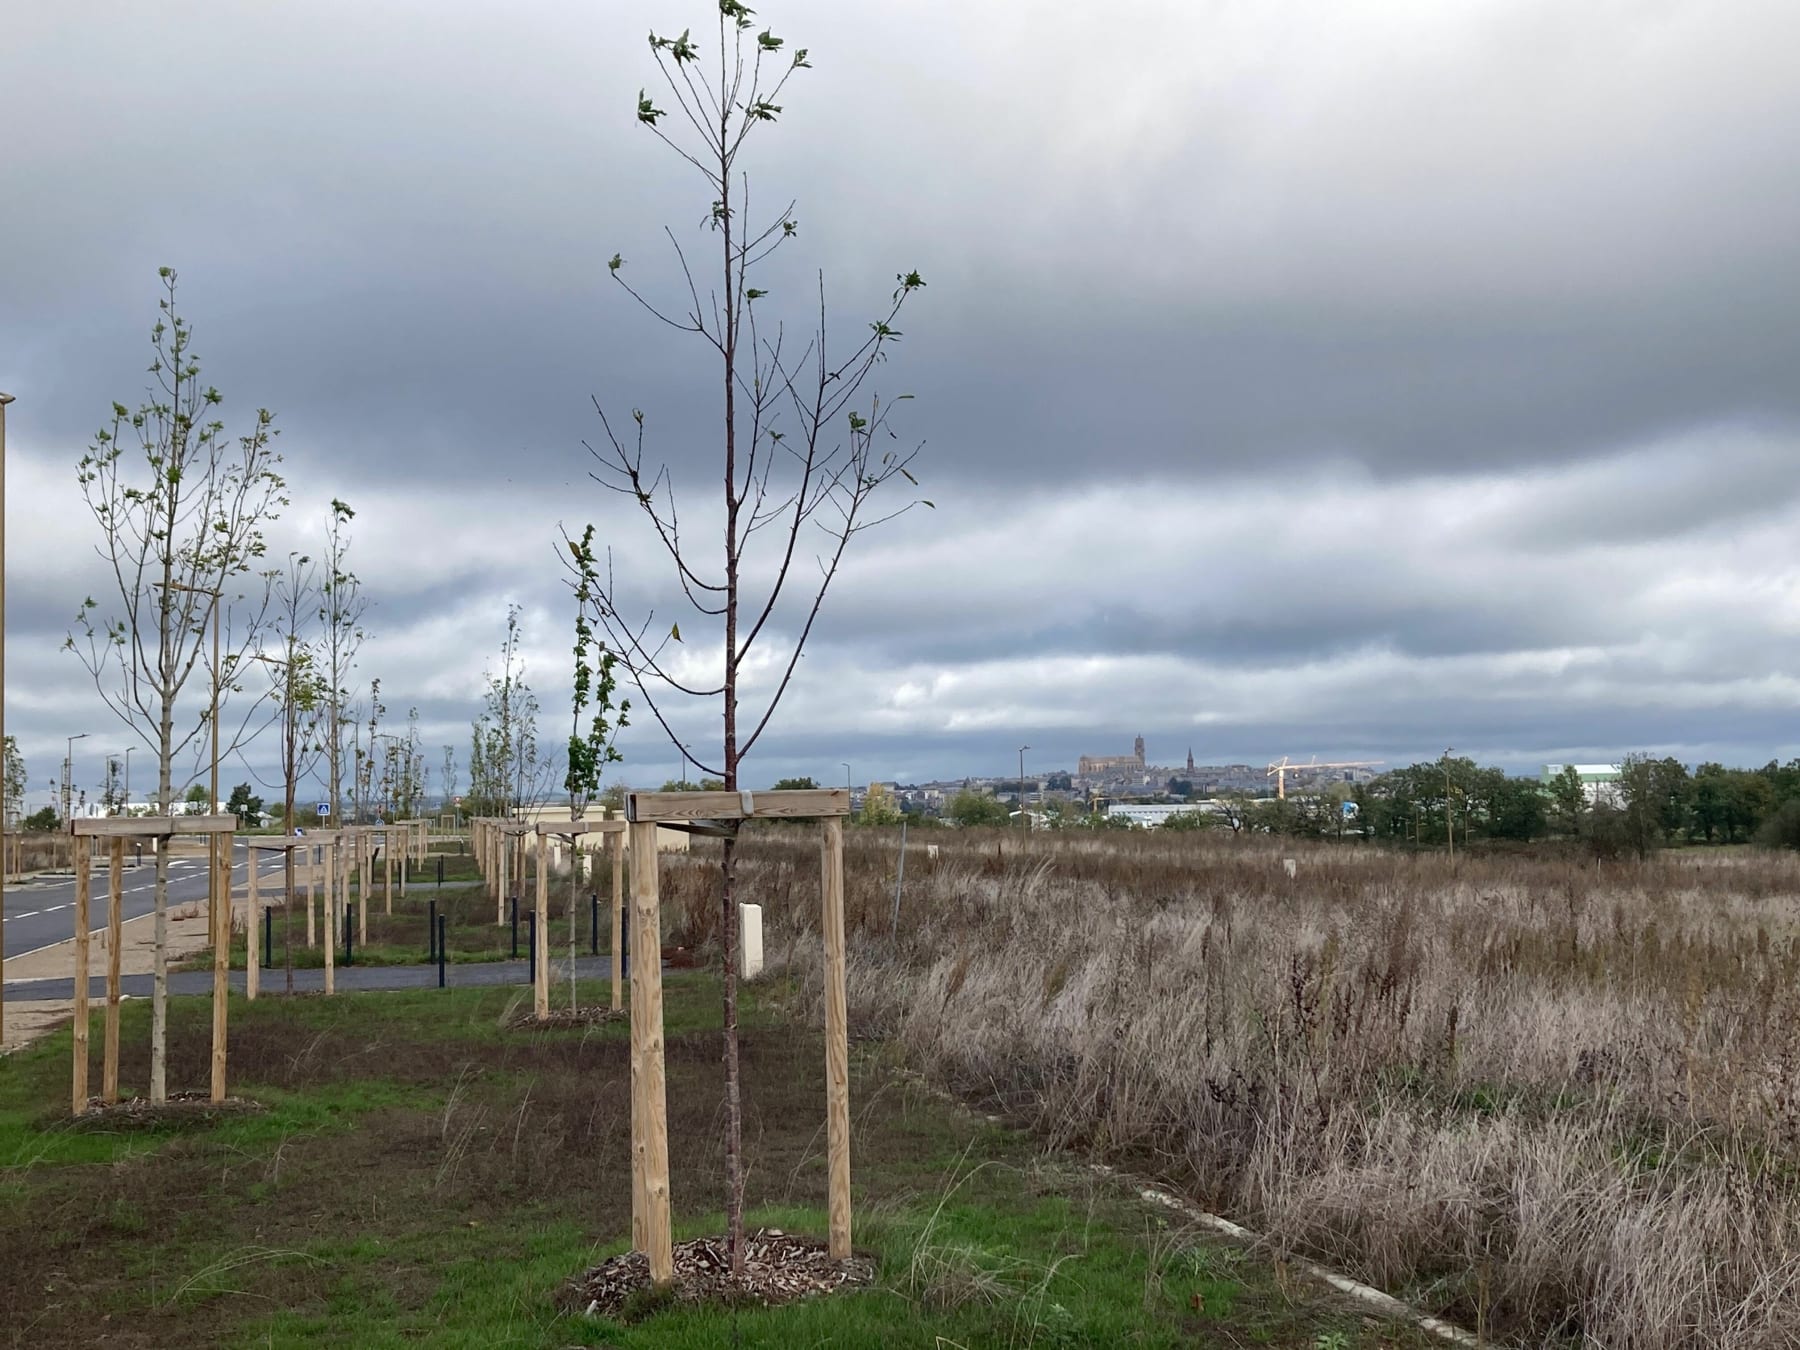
[561,1229,875,1319]
[504,1005,628,1030]
[63,1091,266,1131]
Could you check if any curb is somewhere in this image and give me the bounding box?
[1086,1163,1481,1347]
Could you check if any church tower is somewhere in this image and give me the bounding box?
[1133,735,1145,765]
[1187,747,1195,774]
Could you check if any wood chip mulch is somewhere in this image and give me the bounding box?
[65,1092,266,1130]
[562,1229,874,1318]
[506,1005,627,1030]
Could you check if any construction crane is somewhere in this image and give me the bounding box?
[1265,756,1384,800]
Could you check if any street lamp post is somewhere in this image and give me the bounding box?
[124,747,135,812]
[1018,745,1031,831]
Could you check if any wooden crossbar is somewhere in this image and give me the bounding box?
[624,788,849,823]
[69,814,238,837]
[534,819,627,837]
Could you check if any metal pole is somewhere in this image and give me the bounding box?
[527,912,536,986]
[1019,744,1030,832]
[429,899,437,960]
[591,891,600,957]
[437,914,447,987]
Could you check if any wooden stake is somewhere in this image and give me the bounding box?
[323,838,336,997]
[384,830,393,914]
[534,832,549,1020]
[609,832,623,1013]
[72,841,91,1116]
[821,816,852,1259]
[246,845,260,1001]
[104,837,123,1104]
[210,830,231,1103]
[628,821,671,1281]
[494,826,504,925]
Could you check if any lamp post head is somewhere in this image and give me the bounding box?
[0,392,15,406]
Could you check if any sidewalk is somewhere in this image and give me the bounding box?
[3,898,226,1049]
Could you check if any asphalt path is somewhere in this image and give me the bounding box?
[2,841,295,961]
[5,954,618,1002]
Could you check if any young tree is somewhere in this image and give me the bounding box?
[100,755,125,815]
[2,736,23,826]
[468,606,541,818]
[581,8,928,1271]
[560,527,628,1009]
[68,268,286,1102]
[262,548,331,990]
[441,745,459,815]
[318,499,368,823]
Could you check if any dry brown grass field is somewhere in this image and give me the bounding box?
[685,828,1800,1347]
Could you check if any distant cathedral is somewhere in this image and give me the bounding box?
[1080,736,1149,777]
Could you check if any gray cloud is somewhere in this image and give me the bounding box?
[6,0,1800,802]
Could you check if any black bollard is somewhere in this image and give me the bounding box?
[618,904,629,980]
[428,899,438,960]
[437,915,447,988]
[344,908,354,966]
[437,854,444,887]
[527,913,537,986]
[590,892,599,956]
[263,907,273,968]
[510,896,519,959]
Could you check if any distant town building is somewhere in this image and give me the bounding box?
[1079,736,1146,777]
[1541,763,1624,806]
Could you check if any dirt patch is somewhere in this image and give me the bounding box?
[562,1228,874,1317]
[504,1005,627,1030]
[65,1092,266,1131]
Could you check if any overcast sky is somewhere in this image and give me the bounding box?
[5,0,1800,804]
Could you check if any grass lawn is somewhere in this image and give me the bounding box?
[0,974,1438,1348]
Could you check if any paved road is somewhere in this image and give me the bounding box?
[1,841,304,961]
[5,954,619,1002]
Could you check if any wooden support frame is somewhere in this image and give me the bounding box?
[322,834,337,996]
[532,820,626,1019]
[619,788,854,1281]
[243,839,306,1003]
[104,837,123,1103]
[68,816,238,1114]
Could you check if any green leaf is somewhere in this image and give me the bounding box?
[637,90,664,125]
[608,253,623,272]
[746,288,766,300]
[757,28,782,50]
[669,622,682,642]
